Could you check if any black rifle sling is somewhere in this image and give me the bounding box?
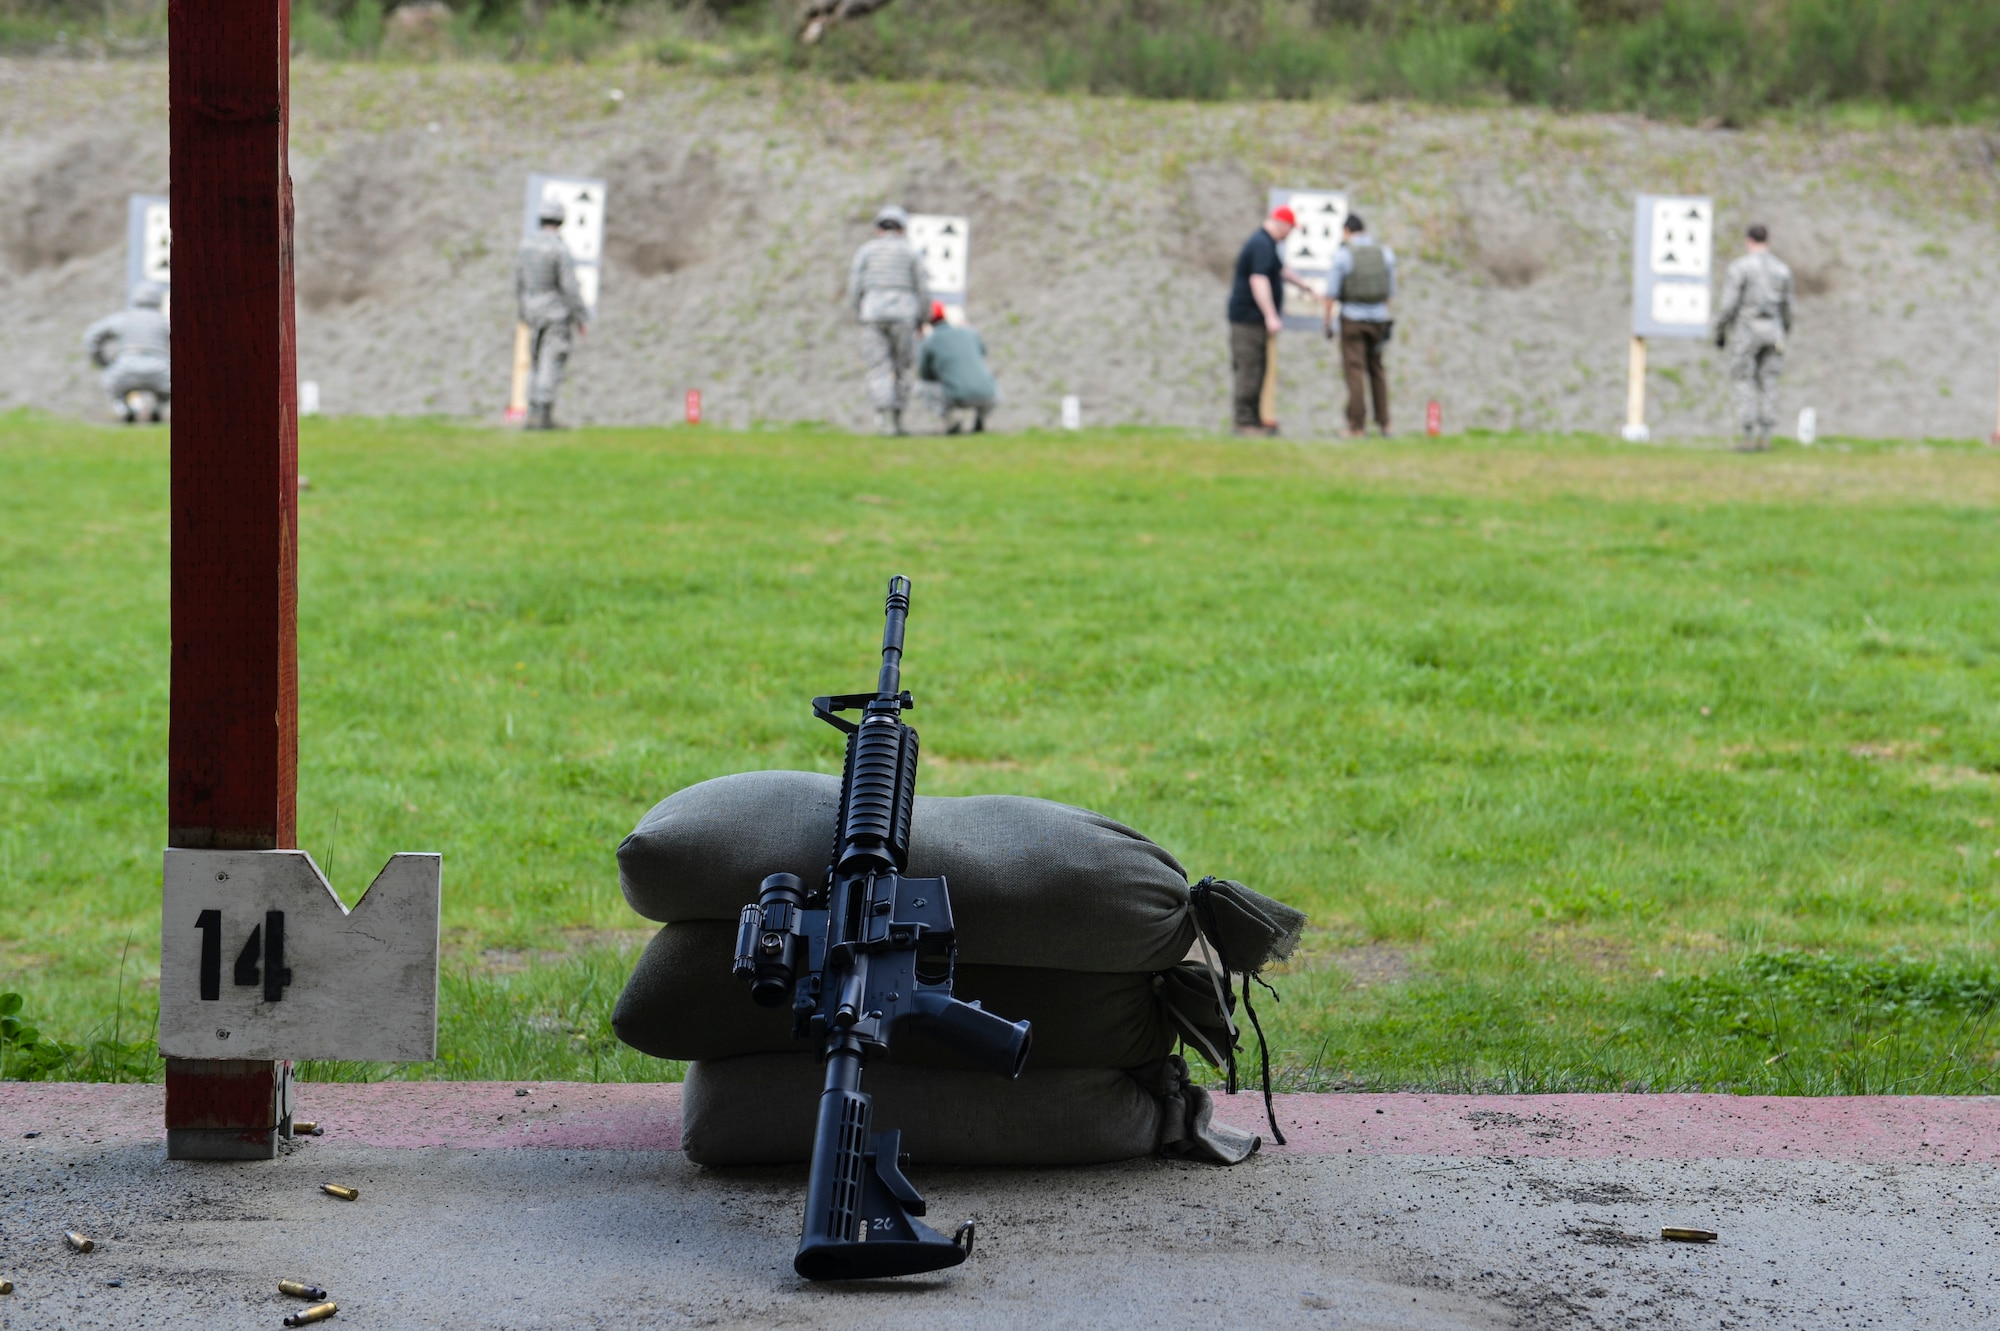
[1190,876,1286,1146]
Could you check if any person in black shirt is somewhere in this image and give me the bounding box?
[1226,205,1322,435]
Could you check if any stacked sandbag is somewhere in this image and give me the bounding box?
[611,770,1304,1167]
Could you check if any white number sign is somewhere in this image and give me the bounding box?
[159,849,442,1062]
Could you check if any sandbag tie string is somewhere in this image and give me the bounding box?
[1189,876,1285,1147]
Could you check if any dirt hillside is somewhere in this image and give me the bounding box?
[2,59,1997,439]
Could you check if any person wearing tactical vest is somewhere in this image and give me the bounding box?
[1712,223,1795,452]
[1325,212,1396,437]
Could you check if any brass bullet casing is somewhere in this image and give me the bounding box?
[64,1231,94,1253]
[293,1121,323,1136]
[1661,1227,1718,1243]
[279,1280,329,1300]
[320,1183,359,1201]
[1,1277,14,1294]
[283,1302,338,1326]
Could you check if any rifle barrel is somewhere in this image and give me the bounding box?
[877,575,911,697]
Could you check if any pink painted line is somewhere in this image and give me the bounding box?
[1206,1092,2000,1164]
[6,1084,1997,1163]
[1,1082,681,1151]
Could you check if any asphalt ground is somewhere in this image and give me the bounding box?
[2,1084,1995,1330]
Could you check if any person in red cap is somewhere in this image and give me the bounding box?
[916,300,999,433]
[1226,205,1321,436]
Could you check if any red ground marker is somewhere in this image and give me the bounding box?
[685,388,702,425]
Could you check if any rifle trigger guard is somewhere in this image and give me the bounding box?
[953,1221,975,1257]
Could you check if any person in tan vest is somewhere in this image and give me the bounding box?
[1324,212,1396,437]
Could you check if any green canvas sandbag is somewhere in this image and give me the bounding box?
[617,770,1199,973]
[613,920,1177,1070]
[680,1052,1259,1167]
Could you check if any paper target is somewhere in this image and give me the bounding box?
[1650,281,1710,326]
[1648,198,1712,278]
[1268,186,1347,332]
[125,194,171,298]
[141,204,171,283]
[908,213,970,302]
[1280,191,1348,270]
[1630,193,1713,340]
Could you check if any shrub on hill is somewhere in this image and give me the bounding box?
[3,0,1997,123]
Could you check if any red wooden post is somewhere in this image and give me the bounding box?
[164,0,299,1160]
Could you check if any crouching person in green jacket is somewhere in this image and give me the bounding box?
[916,301,1000,434]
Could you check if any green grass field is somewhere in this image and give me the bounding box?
[5,413,1999,1093]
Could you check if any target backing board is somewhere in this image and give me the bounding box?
[1631,194,1713,338]
[1268,187,1347,332]
[908,213,969,317]
[126,194,170,298]
[522,174,607,317]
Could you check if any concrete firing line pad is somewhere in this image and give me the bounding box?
[3,1085,1995,1329]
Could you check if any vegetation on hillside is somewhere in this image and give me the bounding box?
[3,0,1997,123]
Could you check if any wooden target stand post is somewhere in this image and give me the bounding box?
[1991,345,2000,447]
[1264,186,1349,432]
[166,0,440,1160]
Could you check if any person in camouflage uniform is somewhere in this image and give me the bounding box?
[82,283,172,423]
[1712,223,1794,451]
[515,197,590,430]
[847,204,930,435]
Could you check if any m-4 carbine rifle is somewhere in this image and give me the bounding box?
[733,575,1031,1281]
